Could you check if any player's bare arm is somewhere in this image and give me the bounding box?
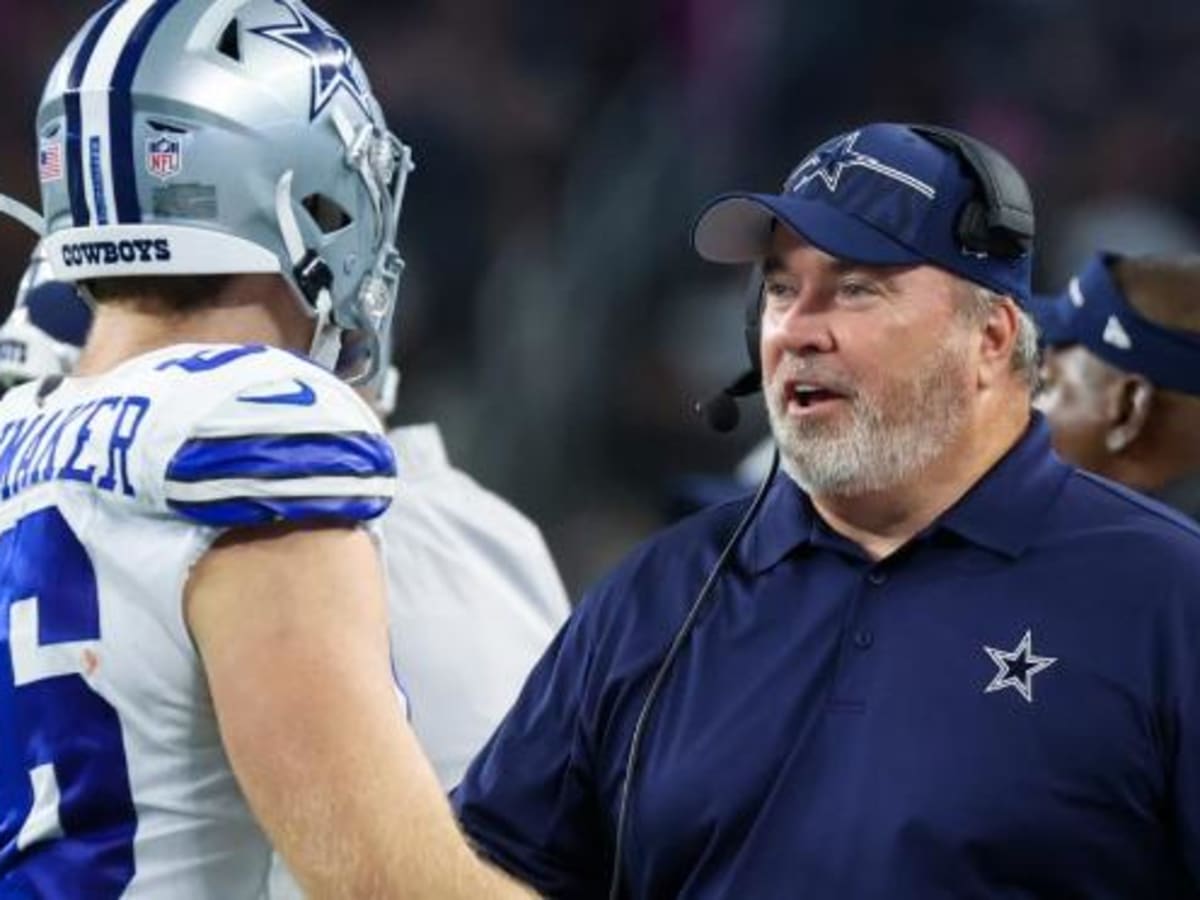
[186,521,538,899]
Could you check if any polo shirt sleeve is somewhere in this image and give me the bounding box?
[453,594,612,899]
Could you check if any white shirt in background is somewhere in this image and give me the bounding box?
[381,423,570,787]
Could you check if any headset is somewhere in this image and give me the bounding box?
[618,125,1034,899]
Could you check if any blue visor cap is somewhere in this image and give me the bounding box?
[692,123,1032,303]
[1031,253,1200,396]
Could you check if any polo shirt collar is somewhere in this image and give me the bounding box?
[741,412,1071,573]
[740,470,818,575]
[935,413,1070,557]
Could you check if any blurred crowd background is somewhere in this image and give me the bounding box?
[1,0,1199,594]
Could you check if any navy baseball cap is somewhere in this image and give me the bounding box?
[1032,252,1200,396]
[692,123,1032,302]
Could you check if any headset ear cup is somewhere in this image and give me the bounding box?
[959,198,1026,258]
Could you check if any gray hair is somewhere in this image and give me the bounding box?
[957,283,1041,390]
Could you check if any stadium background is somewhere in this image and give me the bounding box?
[1,0,1198,593]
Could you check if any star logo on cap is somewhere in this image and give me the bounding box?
[786,131,937,200]
[983,629,1057,704]
[252,0,371,121]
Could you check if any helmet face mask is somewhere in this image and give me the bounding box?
[31,0,413,384]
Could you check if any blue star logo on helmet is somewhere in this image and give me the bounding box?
[251,0,371,121]
[786,131,937,200]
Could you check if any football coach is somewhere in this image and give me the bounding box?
[454,123,1200,899]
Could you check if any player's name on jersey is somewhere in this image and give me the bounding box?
[0,394,150,502]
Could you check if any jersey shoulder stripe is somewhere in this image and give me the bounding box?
[164,431,396,483]
[150,347,396,528]
[166,495,392,527]
[0,344,399,527]
[163,429,396,525]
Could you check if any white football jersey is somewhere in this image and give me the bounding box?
[0,343,396,898]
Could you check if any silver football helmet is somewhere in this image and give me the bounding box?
[26,0,413,384]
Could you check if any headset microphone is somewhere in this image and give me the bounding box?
[607,442,780,900]
[694,391,739,433]
[693,369,761,433]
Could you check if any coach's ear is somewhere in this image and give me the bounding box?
[975,295,1021,389]
[1104,374,1154,453]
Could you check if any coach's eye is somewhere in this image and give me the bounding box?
[839,279,879,298]
[763,280,797,302]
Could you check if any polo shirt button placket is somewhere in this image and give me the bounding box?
[855,569,886,652]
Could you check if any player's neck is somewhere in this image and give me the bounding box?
[75,289,314,376]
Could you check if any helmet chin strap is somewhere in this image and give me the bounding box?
[274,170,342,371]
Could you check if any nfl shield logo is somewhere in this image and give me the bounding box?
[146,135,182,180]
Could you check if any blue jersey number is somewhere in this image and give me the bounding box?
[156,344,267,373]
[0,508,136,896]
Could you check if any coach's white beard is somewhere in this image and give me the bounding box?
[765,340,973,497]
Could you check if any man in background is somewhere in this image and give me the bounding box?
[1033,252,1200,522]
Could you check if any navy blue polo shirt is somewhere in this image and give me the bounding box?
[454,416,1200,899]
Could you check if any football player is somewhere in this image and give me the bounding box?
[0,1,536,897]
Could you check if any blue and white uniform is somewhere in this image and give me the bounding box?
[0,343,395,898]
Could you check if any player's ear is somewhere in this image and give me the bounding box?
[1103,374,1154,454]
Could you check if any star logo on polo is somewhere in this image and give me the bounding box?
[983,629,1057,703]
[785,131,937,199]
[251,0,371,121]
